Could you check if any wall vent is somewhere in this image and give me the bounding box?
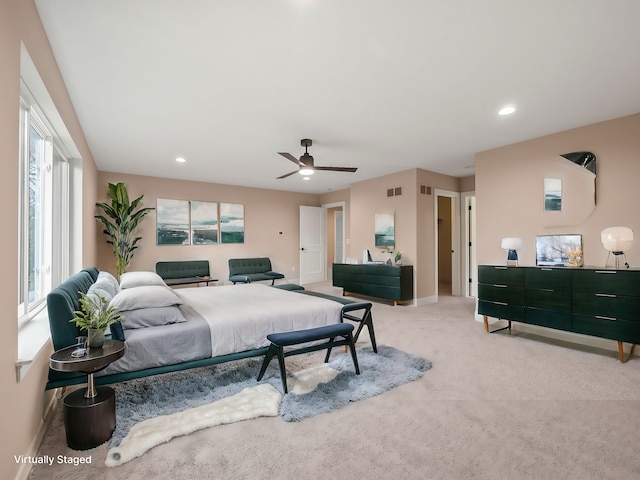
[387,187,403,197]
[420,185,432,195]
[387,188,394,197]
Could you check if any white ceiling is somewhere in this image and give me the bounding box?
[35,0,640,194]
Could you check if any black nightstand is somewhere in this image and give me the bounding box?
[50,339,125,450]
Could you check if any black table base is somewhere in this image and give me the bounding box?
[63,386,115,450]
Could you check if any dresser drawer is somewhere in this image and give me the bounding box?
[478,266,524,286]
[572,314,640,343]
[478,284,524,305]
[525,267,572,290]
[478,300,524,321]
[572,293,640,322]
[572,269,640,296]
[524,307,571,330]
[525,288,571,312]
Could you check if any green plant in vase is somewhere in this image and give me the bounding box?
[95,182,154,277]
[70,292,122,348]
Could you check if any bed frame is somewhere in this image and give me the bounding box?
[45,268,374,390]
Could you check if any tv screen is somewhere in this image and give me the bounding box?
[536,234,583,266]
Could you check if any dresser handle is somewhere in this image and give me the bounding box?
[494,266,508,270]
[595,293,616,298]
[595,315,616,321]
[493,284,507,288]
[540,268,553,271]
[493,301,508,306]
[595,270,617,274]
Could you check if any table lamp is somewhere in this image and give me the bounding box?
[501,237,523,266]
[601,226,633,269]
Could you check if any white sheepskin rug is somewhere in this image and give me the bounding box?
[105,383,281,467]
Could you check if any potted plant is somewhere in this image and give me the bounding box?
[70,292,123,348]
[95,182,154,277]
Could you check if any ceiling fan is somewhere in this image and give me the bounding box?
[276,139,358,179]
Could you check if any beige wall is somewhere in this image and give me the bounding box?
[96,172,322,282]
[346,168,464,302]
[1,2,99,479]
[476,113,640,268]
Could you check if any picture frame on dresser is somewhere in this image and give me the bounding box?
[536,234,582,266]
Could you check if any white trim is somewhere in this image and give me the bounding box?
[461,191,477,297]
[14,390,59,480]
[321,200,346,278]
[416,295,438,306]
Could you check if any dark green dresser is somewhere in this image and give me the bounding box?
[332,263,414,305]
[478,265,640,362]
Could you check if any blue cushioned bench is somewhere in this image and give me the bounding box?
[156,260,215,286]
[257,323,360,394]
[228,257,285,285]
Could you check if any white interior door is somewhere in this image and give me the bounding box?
[299,206,325,284]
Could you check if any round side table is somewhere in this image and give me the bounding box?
[50,339,125,450]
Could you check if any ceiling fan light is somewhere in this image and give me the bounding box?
[299,167,314,175]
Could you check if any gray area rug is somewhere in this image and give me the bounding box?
[111,345,431,447]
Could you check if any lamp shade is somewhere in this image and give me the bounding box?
[501,237,523,251]
[601,227,633,253]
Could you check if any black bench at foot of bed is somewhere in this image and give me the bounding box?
[257,323,360,394]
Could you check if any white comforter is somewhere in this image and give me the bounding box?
[175,284,344,357]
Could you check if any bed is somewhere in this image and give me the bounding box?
[45,268,365,390]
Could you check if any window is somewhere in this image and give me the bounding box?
[17,95,70,326]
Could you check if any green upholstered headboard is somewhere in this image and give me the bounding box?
[46,268,98,351]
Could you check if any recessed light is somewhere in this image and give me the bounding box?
[175,157,186,163]
[498,106,516,116]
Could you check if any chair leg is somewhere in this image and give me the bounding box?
[324,337,336,362]
[275,346,288,394]
[365,314,378,353]
[257,344,277,381]
[347,333,360,375]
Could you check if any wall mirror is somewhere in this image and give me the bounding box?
[544,151,596,226]
[374,213,394,248]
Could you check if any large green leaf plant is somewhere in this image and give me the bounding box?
[95,182,154,277]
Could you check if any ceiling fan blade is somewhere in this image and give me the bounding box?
[276,170,299,179]
[315,166,358,173]
[278,152,303,166]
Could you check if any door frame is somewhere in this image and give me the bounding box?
[321,201,346,270]
[461,191,477,297]
[434,189,461,298]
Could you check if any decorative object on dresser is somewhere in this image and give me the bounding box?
[536,234,582,267]
[478,265,640,362]
[601,226,633,269]
[501,237,523,266]
[332,263,413,305]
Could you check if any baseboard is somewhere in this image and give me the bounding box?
[14,390,59,480]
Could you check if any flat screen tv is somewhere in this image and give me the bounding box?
[536,234,583,266]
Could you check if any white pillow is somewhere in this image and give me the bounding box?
[119,306,187,329]
[87,284,114,304]
[109,285,183,311]
[119,271,167,289]
[97,271,120,293]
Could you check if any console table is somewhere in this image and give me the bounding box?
[50,340,126,449]
[332,263,413,305]
[478,265,640,362]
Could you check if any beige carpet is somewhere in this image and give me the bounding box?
[30,284,640,480]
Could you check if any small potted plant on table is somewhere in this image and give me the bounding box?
[70,292,122,348]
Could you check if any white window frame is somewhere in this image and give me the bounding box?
[17,97,69,327]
